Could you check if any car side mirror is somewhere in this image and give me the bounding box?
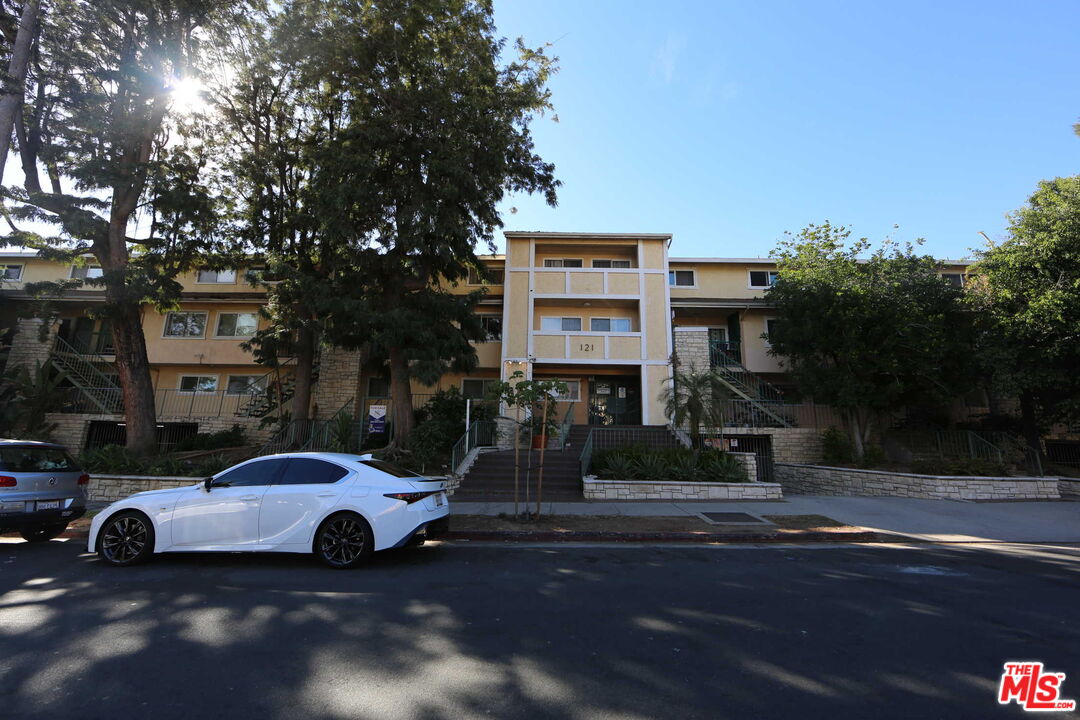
[203,476,213,492]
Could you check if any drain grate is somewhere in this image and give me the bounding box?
[700,512,770,525]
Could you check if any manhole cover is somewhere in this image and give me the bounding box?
[700,512,770,525]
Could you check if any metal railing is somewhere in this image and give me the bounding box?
[579,429,594,479]
[50,336,122,414]
[555,403,575,449]
[47,386,277,419]
[301,399,360,452]
[707,341,791,427]
[450,419,497,476]
[891,429,1005,464]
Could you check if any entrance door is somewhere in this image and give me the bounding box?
[588,377,641,425]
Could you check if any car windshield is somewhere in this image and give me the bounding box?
[359,459,423,479]
[0,446,80,472]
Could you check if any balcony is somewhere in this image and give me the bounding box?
[532,268,643,297]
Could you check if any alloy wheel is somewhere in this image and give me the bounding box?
[319,516,368,567]
[101,516,149,564]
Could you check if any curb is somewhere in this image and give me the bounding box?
[54,529,885,544]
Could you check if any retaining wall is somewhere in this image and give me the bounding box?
[583,476,783,501]
[776,463,1059,501]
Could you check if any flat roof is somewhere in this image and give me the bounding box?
[504,231,673,240]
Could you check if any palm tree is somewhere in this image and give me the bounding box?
[660,367,730,448]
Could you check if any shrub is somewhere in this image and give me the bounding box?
[699,449,749,482]
[632,453,669,482]
[79,445,146,475]
[78,445,233,477]
[174,424,247,452]
[857,445,888,468]
[911,457,1009,477]
[821,426,852,465]
[603,453,637,480]
[592,446,749,483]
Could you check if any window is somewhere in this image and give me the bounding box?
[360,459,423,479]
[226,375,265,395]
[478,314,502,341]
[212,458,287,487]
[467,267,505,285]
[215,312,258,337]
[2,264,23,281]
[196,269,237,283]
[462,378,498,400]
[70,265,103,280]
[178,375,218,393]
[277,458,350,485]
[765,318,778,344]
[591,259,632,269]
[163,311,207,338]
[668,270,695,287]
[589,317,632,332]
[540,316,582,332]
[0,446,79,472]
[749,270,779,288]
[367,376,391,397]
[542,258,583,268]
[941,273,965,288]
[555,379,581,401]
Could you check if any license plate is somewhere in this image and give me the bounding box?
[36,500,60,511]
[434,493,445,507]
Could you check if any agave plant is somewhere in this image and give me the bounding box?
[668,453,703,482]
[633,453,670,482]
[700,450,748,482]
[602,453,637,480]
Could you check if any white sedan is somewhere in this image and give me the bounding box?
[88,452,449,568]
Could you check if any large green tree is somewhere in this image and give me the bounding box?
[970,176,1080,453]
[765,222,977,459]
[281,0,559,446]
[2,0,241,453]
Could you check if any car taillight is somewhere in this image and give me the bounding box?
[383,491,437,504]
[77,474,90,485]
[0,476,15,487]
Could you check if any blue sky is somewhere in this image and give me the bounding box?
[491,0,1080,259]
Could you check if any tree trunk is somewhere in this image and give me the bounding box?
[0,0,40,181]
[387,345,414,447]
[108,301,158,456]
[291,325,315,422]
[847,409,866,461]
[1019,391,1043,458]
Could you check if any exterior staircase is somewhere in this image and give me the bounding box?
[50,336,122,414]
[456,424,682,501]
[235,361,319,418]
[709,341,792,427]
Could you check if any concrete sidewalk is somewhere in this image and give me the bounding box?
[452,495,1080,544]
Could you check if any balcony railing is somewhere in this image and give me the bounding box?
[48,387,274,418]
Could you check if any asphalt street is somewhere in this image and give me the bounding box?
[2,538,1079,720]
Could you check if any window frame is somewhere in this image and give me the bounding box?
[225,375,266,396]
[940,272,965,288]
[467,266,505,285]
[668,269,696,287]
[274,458,352,486]
[589,317,633,333]
[461,377,498,400]
[764,317,779,346]
[554,379,581,402]
[177,374,219,394]
[211,458,287,488]
[2,264,24,281]
[539,316,583,332]
[162,310,209,339]
[214,311,259,338]
[591,259,633,269]
[69,264,103,280]
[478,314,503,342]
[366,376,391,397]
[542,258,584,268]
[195,268,238,284]
[748,270,780,289]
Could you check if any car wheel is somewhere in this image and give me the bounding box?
[97,511,155,567]
[315,512,373,569]
[19,523,68,543]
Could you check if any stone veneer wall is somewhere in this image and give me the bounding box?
[728,427,823,464]
[87,475,198,503]
[672,327,710,372]
[583,476,782,501]
[6,317,57,371]
[1059,478,1080,500]
[776,463,1060,501]
[45,413,277,453]
[312,348,364,418]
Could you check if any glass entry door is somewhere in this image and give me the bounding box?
[588,377,641,425]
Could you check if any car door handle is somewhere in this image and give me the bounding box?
[241,495,259,501]
[317,492,336,498]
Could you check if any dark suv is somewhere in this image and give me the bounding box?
[0,440,88,542]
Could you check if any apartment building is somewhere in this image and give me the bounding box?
[0,235,973,453]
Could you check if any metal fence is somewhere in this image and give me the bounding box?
[48,387,274,419]
[83,420,199,452]
[1044,440,1080,478]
